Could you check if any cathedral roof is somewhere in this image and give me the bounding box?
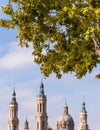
[58,114,74,124]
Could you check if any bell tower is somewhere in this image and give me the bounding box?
[78,102,89,130]
[8,88,19,130]
[35,81,48,130]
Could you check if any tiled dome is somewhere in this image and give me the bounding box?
[58,104,74,125]
[58,114,74,124]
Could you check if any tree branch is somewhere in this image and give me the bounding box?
[91,33,100,56]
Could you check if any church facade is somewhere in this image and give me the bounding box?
[8,82,90,130]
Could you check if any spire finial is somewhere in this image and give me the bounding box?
[65,98,67,106]
[63,98,68,115]
[13,85,16,96]
[82,96,84,102]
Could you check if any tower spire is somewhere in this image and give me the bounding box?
[39,80,45,96]
[81,102,87,113]
[35,81,48,130]
[8,88,19,130]
[24,118,29,130]
[11,87,17,105]
[78,101,89,130]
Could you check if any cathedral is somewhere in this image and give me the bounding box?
[8,81,90,130]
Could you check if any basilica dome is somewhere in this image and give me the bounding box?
[57,104,74,127]
[58,114,74,124]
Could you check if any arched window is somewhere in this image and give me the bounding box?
[37,104,39,112]
[40,103,42,112]
[10,110,11,117]
[14,110,16,117]
[43,103,45,112]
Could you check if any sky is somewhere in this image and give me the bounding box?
[0,1,100,130]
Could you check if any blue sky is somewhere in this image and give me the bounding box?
[0,1,100,130]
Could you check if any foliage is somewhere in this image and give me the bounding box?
[0,0,100,79]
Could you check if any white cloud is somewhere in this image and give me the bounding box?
[0,42,34,69]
